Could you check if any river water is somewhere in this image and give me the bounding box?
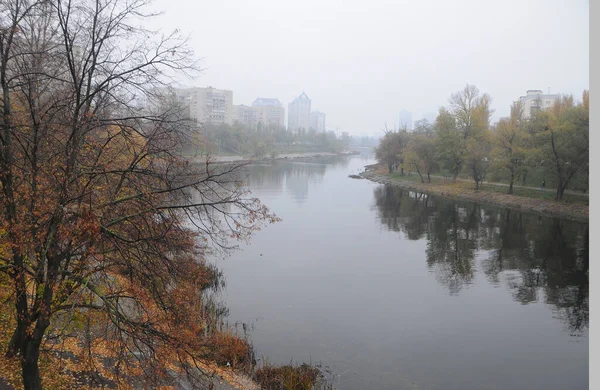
[212,150,588,390]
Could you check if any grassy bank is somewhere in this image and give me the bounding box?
[362,165,588,222]
[388,172,588,205]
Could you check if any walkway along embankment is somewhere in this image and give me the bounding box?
[360,170,589,223]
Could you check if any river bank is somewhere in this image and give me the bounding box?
[360,167,589,223]
[192,150,360,165]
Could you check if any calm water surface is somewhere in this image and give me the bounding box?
[212,151,588,390]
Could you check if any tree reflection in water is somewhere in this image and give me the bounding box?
[244,156,350,202]
[372,184,589,334]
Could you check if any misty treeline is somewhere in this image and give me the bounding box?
[0,0,279,389]
[375,85,589,200]
[190,122,352,157]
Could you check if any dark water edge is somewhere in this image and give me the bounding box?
[361,170,588,223]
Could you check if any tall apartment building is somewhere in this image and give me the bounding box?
[174,86,233,125]
[310,111,326,132]
[252,98,285,130]
[288,92,311,133]
[519,90,558,119]
[232,104,256,128]
[233,98,285,130]
[399,110,413,131]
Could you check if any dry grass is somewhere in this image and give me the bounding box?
[254,363,324,390]
[208,332,254,371]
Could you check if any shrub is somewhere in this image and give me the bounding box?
[254,363,322,390]
[209,332,254,370]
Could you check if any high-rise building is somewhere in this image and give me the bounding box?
[233,104,257,128]
[252,98,285,130]
[519,90,558,119]
[174,86,233,125]
[288,92,311,133]
[310,111,326,132]
[399,110,413,131]
[233,99,285,130]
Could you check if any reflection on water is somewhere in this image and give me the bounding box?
[217,152,588,390]
[246,156,351,202]
[373,185,589,334]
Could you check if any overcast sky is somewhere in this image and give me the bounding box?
[151,0,589,136]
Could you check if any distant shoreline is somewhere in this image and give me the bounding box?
[360,168,589,223]
[192,150,360,165]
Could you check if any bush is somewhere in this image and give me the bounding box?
[209,332,254,370]
[254,363,322,390]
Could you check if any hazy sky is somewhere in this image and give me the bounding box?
[151,0,588,136]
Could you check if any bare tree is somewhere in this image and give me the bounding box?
[449,84,492,140]
[1,1,276,389]
[448,84,493,188]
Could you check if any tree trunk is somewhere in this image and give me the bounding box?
[8,261,28,359]
[6,322,25,357]
[472,167,479,190]
[427,172,431,183]
[508,171,514,195]
[414,165,424,183]
[400,167,404,176]
[453,169,459,182]
[22,351,42,390]
[20,321,48,390]
[556,183,565,201]
[388,163,393,174]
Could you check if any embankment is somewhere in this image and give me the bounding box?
[195,150,360,165]
[360,170,589,223]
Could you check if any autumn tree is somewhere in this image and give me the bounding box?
[464,131,492,190]
[413,118,434,137]
[528,92,589,200]
[447,84,493,189]
[405,133,437,183]
[0,1,276,389]
[491,101,528,194]
[449,84,492,140]
[375,129,409,174]
[434,107,463,181]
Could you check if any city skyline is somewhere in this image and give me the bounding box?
[150,0,588,136]
[171,83,571,136]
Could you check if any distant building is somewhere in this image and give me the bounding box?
[252,98,285,130]
[233,99,285,130]
[174,86,233,125]
[519,90,558,119]
[310,111,326,132]
[233,104,257,128]
[399,110,413,131]
[252,98,281,107]
[288,92,311,133]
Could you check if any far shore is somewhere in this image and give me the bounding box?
[190,150,360,165]
[360,167,589,223]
